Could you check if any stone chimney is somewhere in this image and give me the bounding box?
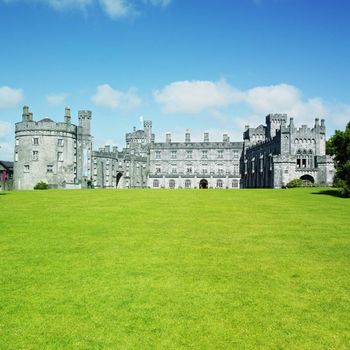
[185,129,191,143]
[204,132,209,142]
[104,145,110,153]
[112,146,118,153]
[166,132,171,143]
[64,107,71,124]
[223,134,230,142]
[289,117,294,128]
[22,106,31,122]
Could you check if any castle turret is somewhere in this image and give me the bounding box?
[143,120,152,143]
[78,110,91,135]
[266,113,287,139]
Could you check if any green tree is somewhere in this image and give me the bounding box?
[326,122,350,196]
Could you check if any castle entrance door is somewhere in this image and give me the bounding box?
[300,174,314,185]
[116,172,123,188]
[199,179,208,189]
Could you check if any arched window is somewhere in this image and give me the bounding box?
[169,179,175,189]
[153,179,159,188]
[185,179,191,188]
[216,179,223,188]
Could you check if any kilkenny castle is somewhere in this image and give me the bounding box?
[13,106,334,190]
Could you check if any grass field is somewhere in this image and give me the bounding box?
[0,188,349,349]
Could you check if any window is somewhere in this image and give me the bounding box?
[169,179,175,188]
[185,179,191,188]
[58,139,64,146]
[186,166,192,174]
[155,151,161,159]
[47,165,53,173]
[15,152,18,161]
[233,150,239,159]
[33,137,39,145]
[155,166,161,174]
[171,166,177,174]
[153,179,159,188]
[232,179,239,188]
[24,164,30,172]
[216,179,223,188]
[15,139,19,146]
[186,150,192,159]
[171,151,177,159]
[202,164,208,174]
[32,150,39,161]
[233,164,239,174]
[57,152,63,161]
[217,150,224,159]
[202,150,208,159]
[217,165,224,175]
[260,156,264,172]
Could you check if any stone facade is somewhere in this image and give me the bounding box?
[13,107,335,190]
[148,131,242,189]
[241,114,335,188]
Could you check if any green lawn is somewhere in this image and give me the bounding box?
[0,188,349,349]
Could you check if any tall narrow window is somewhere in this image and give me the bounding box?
[185,179,191,188]
[216,179,223,188]
[32,151,39,161]
[57,152,63,161]
[155,151,161,159]
[58,139,64,146]
[153,179,159,188]
[33,137,39,145]
[217,150,224,159]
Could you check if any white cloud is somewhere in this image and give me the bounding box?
[154,80,241,113]
[46,93,68,106]
[154,80,350,134]
[1,0,171,18]
[0,86,23,109]
[91,84,141,110]
[99,0,134,18]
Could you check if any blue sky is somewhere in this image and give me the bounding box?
[1,0,350,159]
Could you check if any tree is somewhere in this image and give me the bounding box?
[326,122,350,196]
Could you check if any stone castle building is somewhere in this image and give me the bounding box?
[13,106,334,190]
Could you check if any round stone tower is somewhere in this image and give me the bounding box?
[14,106,78,190]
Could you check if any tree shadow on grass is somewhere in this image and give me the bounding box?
[312,189,348,198]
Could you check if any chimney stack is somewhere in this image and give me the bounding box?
[185,129,191,143]
[204,132,209,142]
[64,107,71,124]
[166,132,171,143]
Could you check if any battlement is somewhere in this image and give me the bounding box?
[15,120,77,134]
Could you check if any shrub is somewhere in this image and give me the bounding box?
[286,179,304,188]
[34,181,49,190]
